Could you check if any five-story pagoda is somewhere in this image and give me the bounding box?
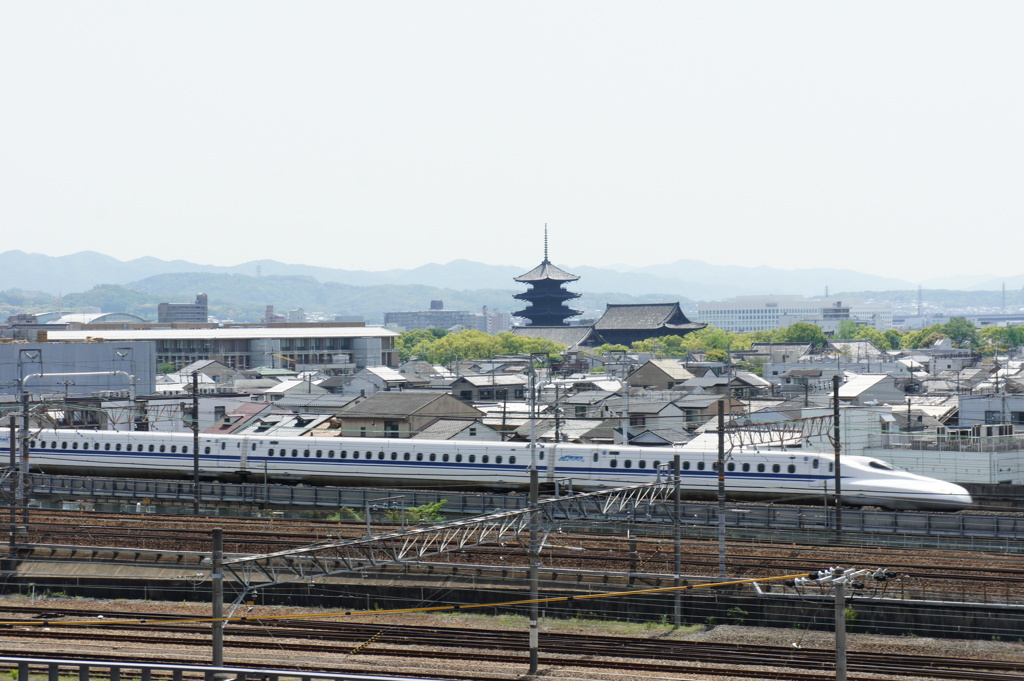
[513,231,581,326]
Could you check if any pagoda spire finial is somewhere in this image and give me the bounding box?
[543,224,549,263]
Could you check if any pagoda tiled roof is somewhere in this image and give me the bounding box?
[514,259,580,282]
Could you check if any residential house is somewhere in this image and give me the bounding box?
[329,391,484,438]
[450,375,527,402]
[627,359,695,391]
[412,419,503,441]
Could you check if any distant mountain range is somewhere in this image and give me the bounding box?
[1,250,1021,324]
[6,249,1016,299]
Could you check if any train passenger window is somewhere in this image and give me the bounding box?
[593,453,599,462]
[205,447,211,454]
[149,445,155,453]
[116,444,122,451]
[303,451,310,458]
[509,456,515,465]
[182,446,188,454]
[340,451,347,459]
[105,443,110,451]
[610,459,618,468]
[171,446,177,453]
[390,452,398,460]
[812,459,819,469]
[29,440,35,448]
[328,451,335,458]
[638,461,646,469]
[159,445,165,453]
[697,462,705,470]
[742,463,750,472]
[469,454,476,463]
[62,442,67,449]
[757,463,765,472]
[538,451,544,461]
[221,443,225,450]
[316,450,322,458]
[482,455,489,463]
[252,443,257,451]
[442,453,449,462]
[269,448,275,456]
[787,464,796,473]
[829,463,834,472]
[127,444,133,452]
[51,441,56,448]
[428,453,436,461]
[772,464,780,473]
[83,443,90,450]
[291,449,298,457]
[727,462,735,472]
[72,443,78,450]
[682,461,690,470]
[378,452,385,460]
[652,460,660,469]
[455,454,462,462]
[712,462,719,471]
[404,452,410,461]
[496,455,503,464]
[624,460,632,469]
[352,452,359,459]
[417,453,423,461]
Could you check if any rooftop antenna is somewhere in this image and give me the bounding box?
[543,224,549,263]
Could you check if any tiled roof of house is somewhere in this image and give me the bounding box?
[338,391,481,418]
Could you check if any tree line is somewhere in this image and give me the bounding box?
[398,317,1023,366]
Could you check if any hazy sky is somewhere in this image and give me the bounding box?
[2,2,1022,282]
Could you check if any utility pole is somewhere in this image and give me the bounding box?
[672,453,681,626]
[835,579,848,681]
[527,352,540,676]
[8,417,16,562]
[716,400,726,580]
[832,375,842,538]
[212,528,224,668]
[19,389,29,524]
[191,371,200,516]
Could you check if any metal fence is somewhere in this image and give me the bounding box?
[0,656,438,681]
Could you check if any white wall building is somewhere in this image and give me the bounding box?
[696,295,893,333]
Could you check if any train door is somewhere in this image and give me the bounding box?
[238,437,249,474]
[544,443,555,484]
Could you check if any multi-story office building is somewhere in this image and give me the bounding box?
[157,293,209,324]
[46,325,398,372]
[696,295,893,333]
[384,301,511,333]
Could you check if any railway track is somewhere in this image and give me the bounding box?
[0,616,1021,681]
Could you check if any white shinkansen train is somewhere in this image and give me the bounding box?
[1,429,973,511]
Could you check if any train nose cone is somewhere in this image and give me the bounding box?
[847,478,973,510]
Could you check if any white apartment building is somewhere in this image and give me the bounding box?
[696,295,893,333]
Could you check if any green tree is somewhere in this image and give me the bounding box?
[836,319,860,340]
[592,343,630,356]
[397,328,449,362]
[780,322,825,344]
[942,317,979,349]
[901,324,946,349]
[883,329,904,352]
[851,325,890,350]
